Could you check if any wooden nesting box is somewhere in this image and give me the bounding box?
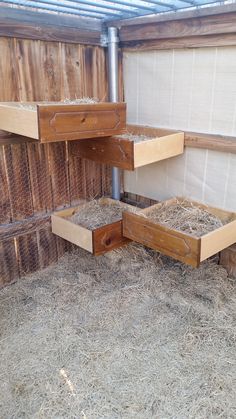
[0,102,126,142]
[51,198,133,255]
[123,197,236,267]
[69,124,184,170]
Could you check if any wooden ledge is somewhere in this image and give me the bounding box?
[185,131,236,154]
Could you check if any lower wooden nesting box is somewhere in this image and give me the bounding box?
[51,198,133,255]
[123,197,236,267]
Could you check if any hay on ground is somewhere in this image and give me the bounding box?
[140,199,225,237]
[0,244,235,418]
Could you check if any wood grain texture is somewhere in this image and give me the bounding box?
[123,33,236,51]
[123,211,201,267]
[0,38,111,286]
[185,131,236,154]
[69,126,184,170]
[0,6,101,45]
[119,12,236,43]
[52,198,133,255]
[69,136,134,170]
[93,220,130,256]
[123,198,236,267]
[0,239,19,287]
[38,103,126,142]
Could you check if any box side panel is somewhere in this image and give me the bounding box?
[0,105,38,139]
[38,103,126,142]
[200,219,236,261]
[123,211,200,267]
[134,133,184,168]
[93,220,131,255]
[51,214,93,253]
[69,135,134,170]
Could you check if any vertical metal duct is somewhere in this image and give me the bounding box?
[108,26,120,200]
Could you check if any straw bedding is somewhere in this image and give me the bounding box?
[0,244,235,418]
[17,98,98,110]
[140,200,225,237]
[68,199,137,230]
[117,133,153,143]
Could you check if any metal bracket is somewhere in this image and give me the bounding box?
[100,32,108,47]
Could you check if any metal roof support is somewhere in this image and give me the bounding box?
[108,27,121,200]
[0,0,108,18]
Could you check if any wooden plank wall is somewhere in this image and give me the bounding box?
[0,37,111,288]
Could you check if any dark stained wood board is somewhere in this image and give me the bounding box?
[93,220,131,256]
[123,198,236,267]
[38,102,126,142]
[0,5,102,45]
[69,136,134,170]
[69,125,184,170]
[123,210,201,267]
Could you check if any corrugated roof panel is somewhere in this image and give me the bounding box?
[0,0,230,20]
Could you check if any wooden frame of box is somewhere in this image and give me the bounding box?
[51,198,133,255]
[69,124,184,170]
[123,197,236,267]
[0,102,126,142]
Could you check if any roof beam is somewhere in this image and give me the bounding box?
[107,1,233,26]
[0,5,102,44]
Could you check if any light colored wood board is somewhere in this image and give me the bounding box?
[185,131,236,154]
[200,219,236,262]
[123,211,200,267]
[0,103,38,139]
[51,214,93,253]
[134,132,184,168]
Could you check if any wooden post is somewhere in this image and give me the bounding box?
[220,244,236,278]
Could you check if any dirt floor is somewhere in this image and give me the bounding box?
[0,244,236,418]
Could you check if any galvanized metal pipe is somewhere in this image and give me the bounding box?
[108,27,121,200]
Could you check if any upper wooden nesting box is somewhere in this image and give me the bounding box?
[0,102,126,142]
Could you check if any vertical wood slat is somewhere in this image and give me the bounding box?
[0,37,110,287]
[27,143,53,214]
[0,146,11,224]
[0,239,19,287]
[4,143,34,221]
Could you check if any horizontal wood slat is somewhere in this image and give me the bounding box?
[0,6,101,45]
[119,12,236,44]
[122,33,236,51]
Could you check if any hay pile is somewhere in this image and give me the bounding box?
[17,98,98,110]
[69,199,137,230]
[0,245,235,418]
[140,200,225,237]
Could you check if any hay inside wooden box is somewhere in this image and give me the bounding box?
[123,197,236,267]
[52,198,137,255]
